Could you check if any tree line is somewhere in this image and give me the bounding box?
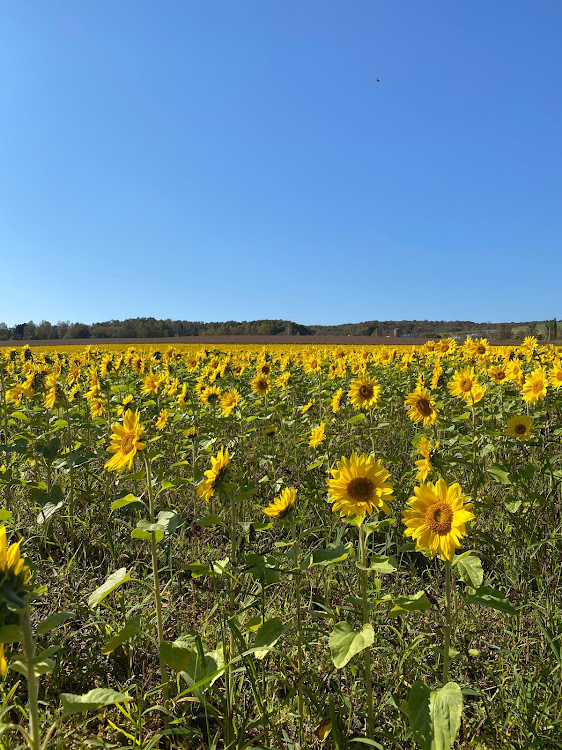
[0,317,558,341]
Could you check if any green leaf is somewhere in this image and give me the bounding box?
[487,464,512,484]
[453,554,483,588]
[363,518,395,539]
[196,513,224,527]
[37,612,75,636]
[0,625,22,643]
[254,617,288,660]
[37,501,64,525]
[329,622,374,669]
[347,413,367,425]
[466,586,517,615]
[408,681,463,750]
[101,616,142,655]
[60,688,131,717]
[356,555,397,575]
[306,459,324,471]
[311,544,352,567]
[383,591,432,617]
[184,561,213,578]
[132,510,181,541]
[0,511,12,524]
[88,568,130,608]
[111,493,145,511]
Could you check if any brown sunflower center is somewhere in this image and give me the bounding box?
[459,378,473,392]
[532,379,543,393]
[121,432,136,455]
[496,371,506,380]
[476,345,486,355]
[416,398,432,417]
[347,477,374,501]
[359,384,374,400]
[514,423,527,435]
[425,502,453,535]
[261,364,270,375]
[257,379,268,392]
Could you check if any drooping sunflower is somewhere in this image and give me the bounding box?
[309,422,326,448]
[196,447,230,502]
[549,362,562,390]
[0,526,32,675]
[505,415,534,441]
[414,435,439,481]
[156,409,168,430]
[402,479,474,561]
[331,387,344,413]
[300,399,314,414]
[251,374,272,398]
[404,387,438,426]
[489,365,508,385]
[263,487,297,519]
[521,367,547,403]
[348,376,381,411]
[327,453,393,519]
[117,394,134,416]
[104,410,146,474]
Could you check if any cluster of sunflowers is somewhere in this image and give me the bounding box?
[0,335,561,746]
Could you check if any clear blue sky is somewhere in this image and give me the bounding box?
[1,1,561,327]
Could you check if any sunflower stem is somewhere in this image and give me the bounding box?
[358,524,375,739]
[143,453,169,723]
[443,560,452,686]
[293,526,305,746]
[21,608,41,750]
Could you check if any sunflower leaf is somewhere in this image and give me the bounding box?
[329,622,374,668]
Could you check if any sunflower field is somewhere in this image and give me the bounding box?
[0,337,561,749]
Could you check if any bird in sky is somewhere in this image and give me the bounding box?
[375,77,380,83]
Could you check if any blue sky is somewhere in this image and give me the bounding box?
[1,1,561,327]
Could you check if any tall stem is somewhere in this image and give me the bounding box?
[21,609,40,750]
[293,527,305,745]
[358,524,375,739]
[443,560,452,686]
[143,454,169,710]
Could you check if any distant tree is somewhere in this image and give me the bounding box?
[495,323,513,340]
[527,322,538,337]
[0,323,8,341]
[67,323,90,339]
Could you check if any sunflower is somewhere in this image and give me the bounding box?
[522,367,547,403]
[220,389,242,417]
[309,422,326,448]
[156,409,168,430]
[142,372,163,395]
[104,410,146,474]
[0,527,32,675]
[263,487,297,519]
[404,388,438,426]
[489,365,508,385]
[90,397,105,419]
[402,479,474,561]
[331,387,344,413]
[348,376,381,411]
[117,394,134,416]
[549,362,562,390]
[196,447,230,502]
[414,435,439,481]
[448,367,486,404]
[327,453,393,519]
[505,415,534,441]
[300,399,314,414]
[251,374,271,398]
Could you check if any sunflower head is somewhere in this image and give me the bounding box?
[263,487,297,520]
[348,377,381,411]
[505,415,534,441]
[402,479,475,561]
[327,453,394,520]
[197,447,231,501]
[404,388,438,426]
[104,410,146,474]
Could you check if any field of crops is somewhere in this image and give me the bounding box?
[0,338,561,750]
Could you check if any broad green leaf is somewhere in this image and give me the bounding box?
[408,681,463,750]
[101,616,142,655]
[306,459,324,471]
[244,615,263,632]
[466,586,517,615]
[196,513,224,527]
[487,464,512,484]
[37,501,64,525]
[254,617,288,660]
[383,591,432,617]
[0,511,12,523]
[111,493,144,511]
[132,510,182,541]
[329,622,374,669]
[311,544,352,567]
[184,561,213,578]
[453,554,483,588]
[356,555,397,575]
[347,413,367,424]
[0,625,22,643]
[60,688,131,717]
[88,568,130,608]
[363,518,395,539]
[37,612,75,636]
